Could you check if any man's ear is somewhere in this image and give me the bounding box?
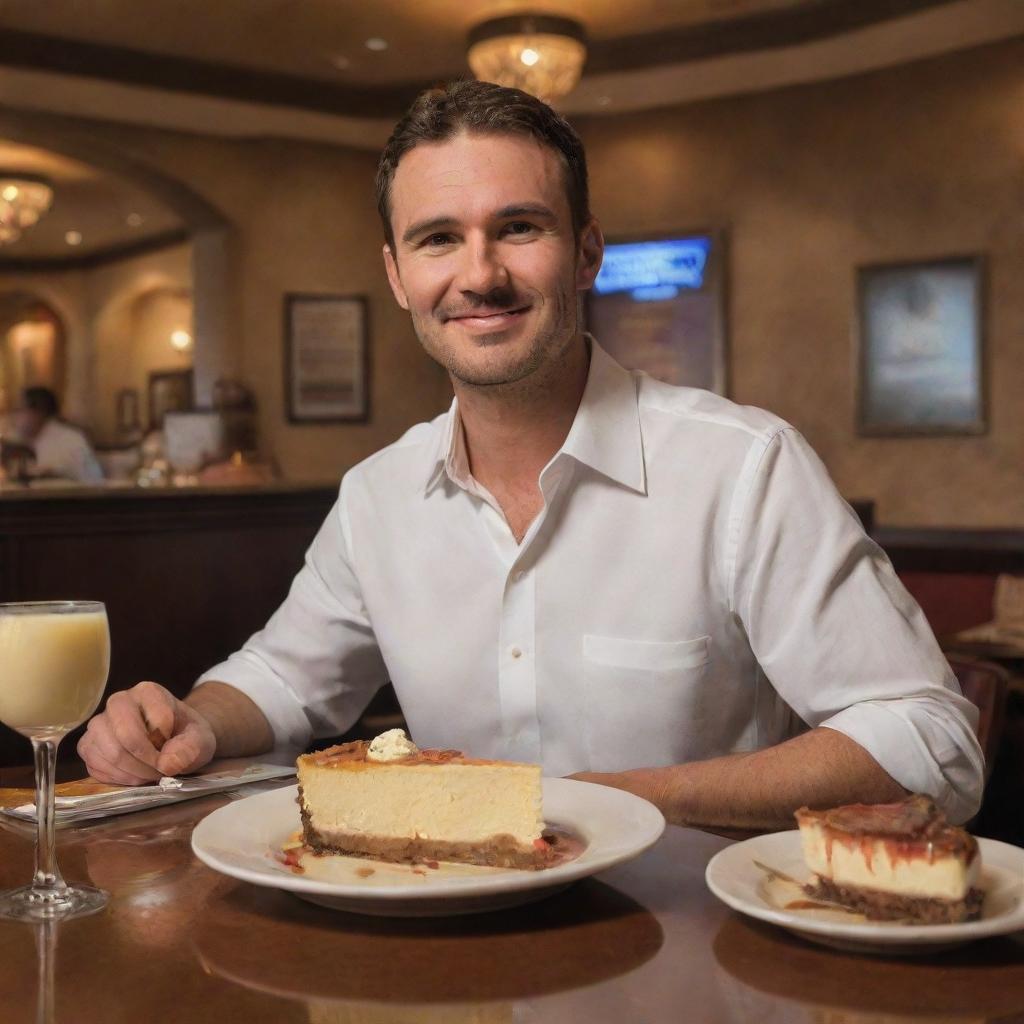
[383,244,409,310]
[575,218,604,291]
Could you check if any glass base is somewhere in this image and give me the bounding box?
[0,883,108,922]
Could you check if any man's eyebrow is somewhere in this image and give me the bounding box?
[402,216,458,245]
[496,203,557,221]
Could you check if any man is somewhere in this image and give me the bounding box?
[78,81,982,830]
[4,386,103,484]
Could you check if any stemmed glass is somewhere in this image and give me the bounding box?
[0,601,111,920]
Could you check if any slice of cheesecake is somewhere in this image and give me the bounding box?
[296,730,549,870]
[794,794,982,923]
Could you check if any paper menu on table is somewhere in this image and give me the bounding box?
[0,760,296,825]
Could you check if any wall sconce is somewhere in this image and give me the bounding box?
[170,329,193,352]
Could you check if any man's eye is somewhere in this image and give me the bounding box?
[423,233,453,247]
[504,221,536,236]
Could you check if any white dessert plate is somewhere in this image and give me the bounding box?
[705,830,1024,955]
[191,777,665,917]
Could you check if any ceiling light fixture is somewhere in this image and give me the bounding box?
[64,230,82,246]
[467,14,587,102]
[0,173,54,246]
[170,329,193,352]
[365,37,388,52]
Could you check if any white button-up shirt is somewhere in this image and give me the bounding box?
[200,341,983,821]
[33,418,104,483]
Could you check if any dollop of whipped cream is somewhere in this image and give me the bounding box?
[366,728,419,762]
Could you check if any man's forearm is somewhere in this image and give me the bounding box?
[573,727,908,833]
[185,681,275,758]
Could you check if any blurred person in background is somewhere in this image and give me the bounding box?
[3,386,103,484]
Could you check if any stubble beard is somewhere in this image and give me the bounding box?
[411,280,580,397]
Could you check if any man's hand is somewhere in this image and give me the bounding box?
[77,681,216,785]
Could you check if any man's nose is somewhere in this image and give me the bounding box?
[456,236,509,295]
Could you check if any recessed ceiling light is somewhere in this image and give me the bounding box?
[126,213,143,227]
[65,230,82,246]
[170,329,192,352]
[331,54,352,70]
[597,95,612,107]
[365,37,388,51]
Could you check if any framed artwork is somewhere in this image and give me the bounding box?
[856,256,986,436]
[148,369,194,431]
[585,229,727,395]
[115,388,140,433]
[284,294,369,423]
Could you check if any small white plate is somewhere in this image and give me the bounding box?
[705,830,1024,955]
[191,777,665,917]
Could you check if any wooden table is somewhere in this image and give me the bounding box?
[1,783,1023,1024]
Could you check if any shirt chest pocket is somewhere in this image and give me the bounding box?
[582,634,712,772]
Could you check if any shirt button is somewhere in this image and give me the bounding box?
[509,646,523,659]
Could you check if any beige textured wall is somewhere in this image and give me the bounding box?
[580,38,1024,528]
[0,121,449,480]
[104,133,449,481]
[89,243,193,442]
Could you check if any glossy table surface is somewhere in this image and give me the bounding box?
[1,777,1024,1024]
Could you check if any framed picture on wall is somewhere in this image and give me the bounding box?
[115,388,141,433]
[585,229,727,395]
[284,293,369,423]
[148,369,194,431]
[856,256,986,436]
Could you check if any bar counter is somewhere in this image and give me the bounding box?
[1,774,1023,1023]
[0,482,338,766]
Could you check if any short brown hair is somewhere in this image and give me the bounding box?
[376,79,590,251]
[23,386,59,418]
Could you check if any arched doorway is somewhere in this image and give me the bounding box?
[0,292,66,415]
[0,110,234,410]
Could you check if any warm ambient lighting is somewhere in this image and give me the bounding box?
[64,230,82,246]
[170,329,193,352]
[0,174,54,246]
[467,14,587,102]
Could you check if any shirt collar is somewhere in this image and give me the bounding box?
[559,336,646,494]
[424,396,461,493]
[423,335,646,496]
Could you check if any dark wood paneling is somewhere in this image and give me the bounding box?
[0,485,336,766]
[877,527,1024,574]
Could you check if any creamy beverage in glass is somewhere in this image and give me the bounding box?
[0,607,109,737]
[0,601,111,921]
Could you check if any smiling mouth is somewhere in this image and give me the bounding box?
[443,306,531,327]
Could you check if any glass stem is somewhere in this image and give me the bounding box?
[31,738,67,895]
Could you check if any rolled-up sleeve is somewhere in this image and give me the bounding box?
[729,427,984,823]
[195,477,388,749]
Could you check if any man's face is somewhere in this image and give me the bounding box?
[383,131,602,390]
